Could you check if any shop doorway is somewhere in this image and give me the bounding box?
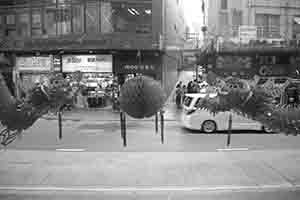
[65,72,115,109]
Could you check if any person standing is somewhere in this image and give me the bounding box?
[181,85,187,105]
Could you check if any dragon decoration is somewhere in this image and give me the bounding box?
[0,71,76,146]
[198,71,300,136]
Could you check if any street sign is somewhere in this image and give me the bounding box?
[239,26,257,44]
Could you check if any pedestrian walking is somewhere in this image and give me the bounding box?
[175,85,183,109]
[187,81,193,93]
[176,81,182,89]
[181,85,187,105]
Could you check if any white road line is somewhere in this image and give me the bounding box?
[56,149,85,152]
[0,185,299,192]
[217,148,249,151]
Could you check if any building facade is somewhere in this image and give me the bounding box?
[206,0,300,41]
[0,0,186,101]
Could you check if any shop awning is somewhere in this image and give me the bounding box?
[294,17,300,24]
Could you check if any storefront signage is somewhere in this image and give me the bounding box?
[258,65,287,76]
[16,56,52,72]
[123,65,155,71]
[62,55,112,72]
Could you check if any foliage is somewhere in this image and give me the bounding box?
[119,76,166,119]
[0,72,76,146]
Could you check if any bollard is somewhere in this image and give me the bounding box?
[155,112,158,134]
[58,110,62,140]
[123,112,127,147]
[227,113,232,147]
[160,110,164,144]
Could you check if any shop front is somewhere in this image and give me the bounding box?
[62,54,114,109]
[113,52,162,83]
[15,55,53,99]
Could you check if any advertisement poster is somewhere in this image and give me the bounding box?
[16,56,52,72]
[62,55,112,73]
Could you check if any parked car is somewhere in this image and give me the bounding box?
[181,93,273,133]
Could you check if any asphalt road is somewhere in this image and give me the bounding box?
[0,188,300,200]
[3,118,300,152]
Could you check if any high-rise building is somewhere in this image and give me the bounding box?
[206,0,300,41]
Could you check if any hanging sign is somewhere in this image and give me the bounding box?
[62,55,112,72]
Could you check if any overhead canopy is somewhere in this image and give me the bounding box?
[294,17,300,24]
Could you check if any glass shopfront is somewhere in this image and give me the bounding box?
[62,54,114,109]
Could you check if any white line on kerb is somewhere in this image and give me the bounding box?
[0,185,298,192]
[217,148,249,151]
[56,149,85,152]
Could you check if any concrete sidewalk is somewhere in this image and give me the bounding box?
[42,103,181,122]
[0,149,299,191]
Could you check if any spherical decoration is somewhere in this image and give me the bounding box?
[119,76,166,119]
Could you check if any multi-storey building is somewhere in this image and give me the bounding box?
[198,0,300,91]
[0,0,186,100]
[207,0,300,41]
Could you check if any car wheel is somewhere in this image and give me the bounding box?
[202,120,217,133]
[262,126,273,133]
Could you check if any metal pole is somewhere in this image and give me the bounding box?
[195,65,199,82]
[160,110,164,144]
[120,111,123,139]
[123,113,127,147]
[155,112,158,134]
[58,109,62,140]
[227,113,232,147]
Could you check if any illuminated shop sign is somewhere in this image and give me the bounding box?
[62,55,112,72]
[16,56,52,72]
[123,65,155,71]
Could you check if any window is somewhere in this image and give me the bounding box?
[219,12,228,35]
[232,10,242,37]
[255,14,280,38]
[44,4,57,36]
[5,13,16,37]
[57,4,71,35]
[100,1,113,33]
[17,11,30,37]
[86,1,100,33]
[32,9,42,36]
[72,3,84,33]
[221,0,227,10]
[6,14,15,25]
[183,96,193,107]
[110,2,152,33]
[0,15,4,37]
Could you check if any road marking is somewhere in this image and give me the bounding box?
[56,149,85,152]
[217,148,249,151]
[0,184,298,192]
